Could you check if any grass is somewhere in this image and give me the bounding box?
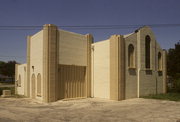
[0,81,14,84]
[142,93,180,101]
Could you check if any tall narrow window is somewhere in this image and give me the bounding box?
[128,44,135,68]
[18,75,21,87]
[37,73,41,96]
[158,52,162,70]
[145,35,151,68]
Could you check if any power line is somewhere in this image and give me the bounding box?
[0,55,25,58]
[0,24,180,30]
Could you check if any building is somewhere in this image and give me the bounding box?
[15,24,167,102]
[15,24,92,102]
[92,26,167,100]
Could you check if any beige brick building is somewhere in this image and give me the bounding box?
[15,24,167,102]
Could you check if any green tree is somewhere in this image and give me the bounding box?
[0,61,17,81]
[167,40,180,92]
[0,61,6,75]
[167,40,180,77]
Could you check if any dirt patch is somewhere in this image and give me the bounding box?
[0,98,179,122]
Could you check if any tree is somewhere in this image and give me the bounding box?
[0,61,17,81]
[0,61,6,75]
[167,40,180,78]
[167,40,180,92]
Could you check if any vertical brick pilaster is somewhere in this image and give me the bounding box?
[118,35,125,100]
[26,36,31,97]
[86,34,93,97]
[110,35,119,100]
[110,35,125,100]
[43,24,58,102]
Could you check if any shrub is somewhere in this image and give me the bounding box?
[0,87,15,95]
[175,78,180,93]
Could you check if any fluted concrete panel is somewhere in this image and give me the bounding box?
[58,64,86,99]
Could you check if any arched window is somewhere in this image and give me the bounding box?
[37,73,41,96]
[158,52,162,70]
[18,75,21,87]
[145,35,151,68]
[128,44,135,68]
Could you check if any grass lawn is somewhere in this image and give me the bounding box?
[142,93,180,101]
[0,81,14,84]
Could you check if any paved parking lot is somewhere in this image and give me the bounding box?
[0,98,180,122]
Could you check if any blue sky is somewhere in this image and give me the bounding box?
[0,0,180,63]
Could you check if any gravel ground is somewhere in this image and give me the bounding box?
[0,98,180,122]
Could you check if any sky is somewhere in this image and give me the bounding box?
[0,0,180,63]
